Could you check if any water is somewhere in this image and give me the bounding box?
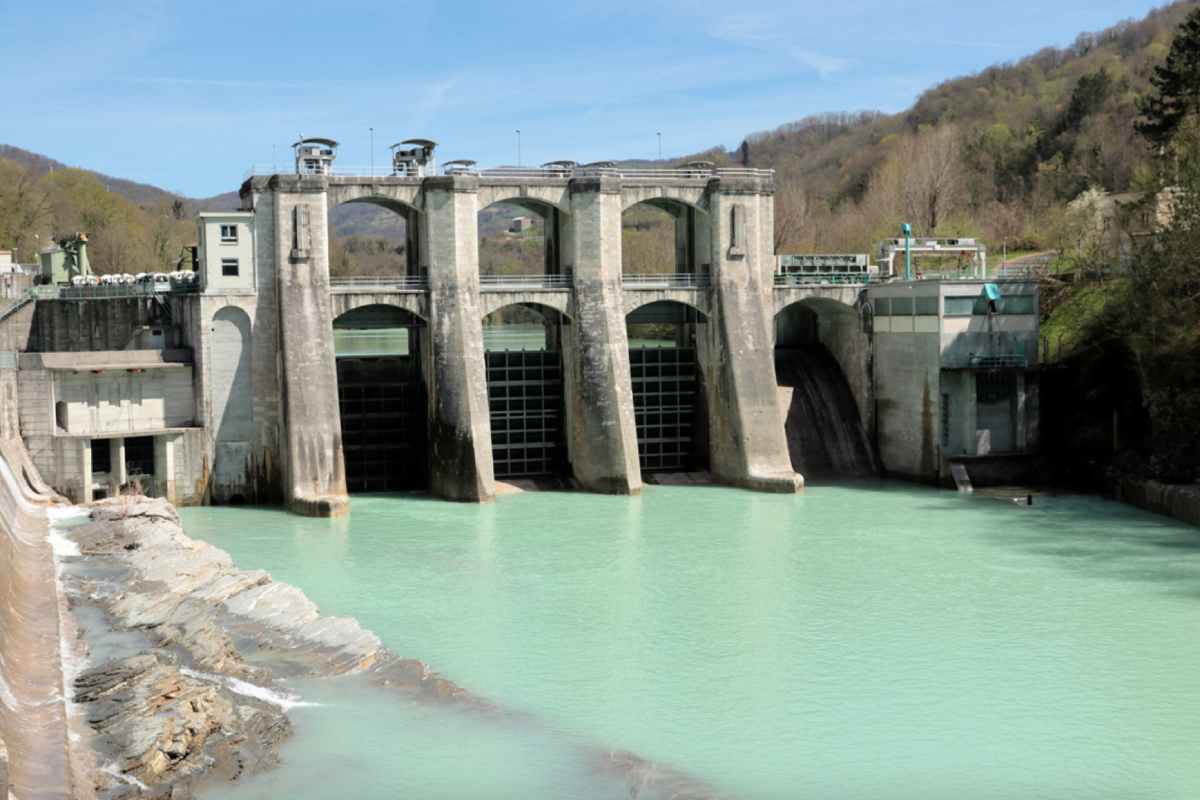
[182,485,1200,799]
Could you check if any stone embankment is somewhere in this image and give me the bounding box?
[1117,479,1200,527]
[51,495,723,799]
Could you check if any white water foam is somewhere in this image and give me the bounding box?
[180,668,320,712]
[100,762,149,791]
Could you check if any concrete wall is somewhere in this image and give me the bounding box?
[873,329,943,482]
[27,298,180,353]
[198,213,256,293]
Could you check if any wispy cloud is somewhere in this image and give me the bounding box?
[791,49,855,78]
[709,14,779,45]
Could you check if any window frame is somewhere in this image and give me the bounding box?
[218,223,239,244]
[220,257,240,277]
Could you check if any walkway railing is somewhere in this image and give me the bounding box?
[54,284,199,300]
[246,165,775,181]
[623,273,711,289]
[330,276,428,292]
[479,274,572,290]
[773,273,868,287]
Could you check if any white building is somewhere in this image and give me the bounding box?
[196,212,255,293]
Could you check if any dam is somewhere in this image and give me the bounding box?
[0,138,1042,515]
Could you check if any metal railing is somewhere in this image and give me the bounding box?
[968,353,1028,369]
[622,273,711,289]
[477,167,572,180]
[479,274,572,290]
[773,273,868,287]
[55,283,199,300]
[329,276,429,292]
[246,164,775,181]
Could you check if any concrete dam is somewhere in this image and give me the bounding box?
[1,142,1043,517]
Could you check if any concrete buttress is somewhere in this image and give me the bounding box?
[566,177,643,494]
[705,181,803,492]
[423,176,496,502]
[272,182,350,515]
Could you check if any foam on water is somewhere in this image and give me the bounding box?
[180,668,320,712]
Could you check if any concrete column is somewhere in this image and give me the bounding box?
[423,175,495,502]
[154,435,177,504]
[705,181,801,492]
[112,437,127,487]
[272,179,349,516]
[80,439,93,504]
[565,177,642,494]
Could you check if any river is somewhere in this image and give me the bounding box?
[182,483,1200,798]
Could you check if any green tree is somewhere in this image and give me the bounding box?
[1137,7,1200,149]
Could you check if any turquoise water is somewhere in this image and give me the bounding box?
[182,484,1200,799]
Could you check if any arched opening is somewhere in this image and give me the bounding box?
[328,198,421,279]
[622,199,708,278]
[483,303,568,478]
[210,305,255,503]
[774,300,875,478]
[478,199,561,280]
[626,300,708,473]
[333,304,428,492]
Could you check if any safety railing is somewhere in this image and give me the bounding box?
[478,167,571,180]
[774,272,869,287]
[479,274,572,290]
[622,273,711,288]
[246,165,775,181]
[55,283,199,300]
[968,353,1028,369]
[329,276,429,292]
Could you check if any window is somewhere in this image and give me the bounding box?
[891,296,914,316]
[219,224,238,244]
[221,258,239,277]
[873,297,891,316]
[944,296,976,316]
[915,296,938,316]
[91,439,111,474]
[1000,295,1036,315]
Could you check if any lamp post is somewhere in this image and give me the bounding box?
[901,222,913,281]
[369,127,374,177]
[657,131,662,160]
[516,129,522,166]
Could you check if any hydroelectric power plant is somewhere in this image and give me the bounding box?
[1,138,1042,514]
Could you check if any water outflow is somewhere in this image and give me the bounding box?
[775,345,876,478]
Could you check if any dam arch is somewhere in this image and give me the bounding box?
[621,198,710,277]
[477,197,567,279]
[332,304,428,492]
[327,195,423,279]
[482,302,569,479]
[626,300,708,473]
[210,305,255,503]
[774,299,875,478]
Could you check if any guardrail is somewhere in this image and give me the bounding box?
[622,273,711,288]
[245,165,775,181]
[329,276,429,292]
[54,284,199,300]
[773,273,869,287]
[968,354,1028,369]
[479,274,572,290]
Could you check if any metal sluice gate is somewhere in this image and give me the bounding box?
[485,349,565,478]
[629,347,701,472]
[336,356,427,492]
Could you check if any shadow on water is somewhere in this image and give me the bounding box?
[966,492,1200,597]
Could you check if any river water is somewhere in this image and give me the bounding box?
[182,484,1200,799]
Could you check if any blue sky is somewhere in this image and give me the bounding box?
[0,0,1169,197]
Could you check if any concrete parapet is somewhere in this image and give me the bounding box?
[424,178,495,502]
[565,180,643,494]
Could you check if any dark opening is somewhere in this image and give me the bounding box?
[91,438,112,474]
[125,436,155,480]
[334,305,428,493]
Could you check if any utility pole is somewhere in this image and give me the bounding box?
[516,129,522,166]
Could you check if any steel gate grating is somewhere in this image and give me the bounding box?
[486,350,565,478]
[337,356,427,493]
[629,347,699,472]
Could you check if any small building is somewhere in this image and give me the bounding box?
[868,278,1040,486]
[390,139,437,177]
[509,216,534,234]
[0,250,12,267]
[293,137,338,176]
[17,349,204,504]
[196,212,255,293]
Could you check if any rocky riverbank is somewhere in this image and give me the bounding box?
[57,496,723,799]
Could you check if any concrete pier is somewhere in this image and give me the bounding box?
[567,177,643,494]
[423,176,496,502]
[705,182,802,492]
[271,183,349,515]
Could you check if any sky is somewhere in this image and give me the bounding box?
[0,0,1171,197]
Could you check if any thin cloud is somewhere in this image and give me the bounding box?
[791,49,855,78]
[709,14,779,45]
